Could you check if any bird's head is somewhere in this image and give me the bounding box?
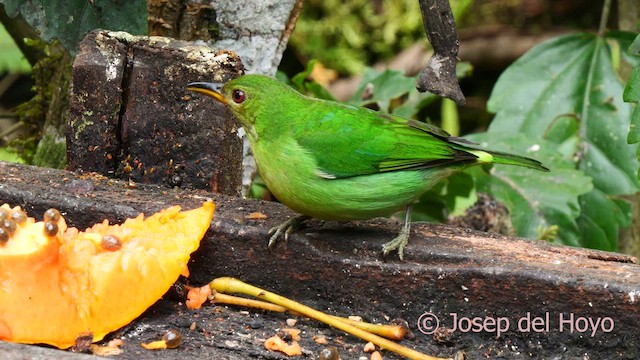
[188,74,298,141]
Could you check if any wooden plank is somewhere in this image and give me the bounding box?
[0,160,639,359]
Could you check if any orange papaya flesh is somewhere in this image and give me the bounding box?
[0,202,214,349]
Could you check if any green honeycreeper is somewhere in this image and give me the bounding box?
[188,75,548,259]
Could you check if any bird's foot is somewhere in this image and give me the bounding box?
[267,215,311,249]
[381,222,411,261]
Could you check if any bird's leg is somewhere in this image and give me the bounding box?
[267,215,311,249]
[382,204,413,260]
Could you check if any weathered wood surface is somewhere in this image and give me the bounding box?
[68,30,244,194]
[1,160,639,359]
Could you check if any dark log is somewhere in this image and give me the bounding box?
[67,30,244,195]
[1,160,639,359]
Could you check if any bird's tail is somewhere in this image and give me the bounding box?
[467,149,549,172]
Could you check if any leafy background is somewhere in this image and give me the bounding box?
[477,32,640,250]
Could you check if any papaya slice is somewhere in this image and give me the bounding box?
[0,202,214,349]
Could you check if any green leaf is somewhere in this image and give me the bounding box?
[350,62,472,116]
[348,68,416,112]
[290,59,336,100]
[486,32,639,250]
[1,0,147,55]
[623,67,640,102]
[576,190,631,251]
[623,34,640,174]
[412,172,476,222]
[0,148,25,163]
[466,133,592,246]
[391,88,438,118]
[0,22,31,73]
[624,33,640,57]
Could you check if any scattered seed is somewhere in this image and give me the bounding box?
[162,329,183,349]
[278,330,293,342]
[108,339,124,348]
[71,332,94,353]
[318,346,340,360]
[248,319,264,329]
[313,335,328,345]
[44,208,61,222]
[286,318,297,327]
[246,212,268,220]
[363,341,376,352]
[433,326,454,344]
[44,221,58,237]
[281,328,301,341]
[101,235,122,251]
[169,174,182,187]
[371,350,383,360]
[454,350,467,360]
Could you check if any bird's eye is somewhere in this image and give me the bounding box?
[232,89,246,103]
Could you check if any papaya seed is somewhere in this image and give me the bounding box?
[44,208,61,222]
[44,221,59,237]
[0,208,9,222]
[162,329,183,349]
[11,210,27,224]
[101,235,122,251]
[2,219,16,235]
[0,228,8,244]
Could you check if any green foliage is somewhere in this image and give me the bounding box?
[411,172,476,222]
[347,63,472,116]
[290,0,473,75]
[0,147,24,163]
[0,0,147,55]
[290,60,337,101]
[482,32,639,250]
[290,0,424,74]
[465,134,593,247]
[349,68,424,112]
[31,130,66,168]
[286,60,472,119]
[0,22,30,73]
[623,33,640,177]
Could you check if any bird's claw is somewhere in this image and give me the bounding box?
[267,215,310,249]
[381,223,411,261]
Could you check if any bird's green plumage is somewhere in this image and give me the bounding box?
[188,74,548,255]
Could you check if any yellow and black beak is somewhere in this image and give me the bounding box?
[187,82,227,104]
